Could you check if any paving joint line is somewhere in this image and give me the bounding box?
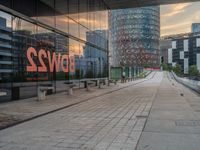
[135,72,160,150]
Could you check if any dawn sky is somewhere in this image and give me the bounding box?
[161,1,200,36]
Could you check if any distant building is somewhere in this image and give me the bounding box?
[0,17,12,81]
[109,6,160,68]
[192,23,200,33]
[168,32,200,74]
[78,30,108,78]
[160,39,171,64]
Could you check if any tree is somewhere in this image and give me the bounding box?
[161,63,172,71]
[161,63,168,71]
[189,65,199,77]
[143,63,150,68]
[173,64,182,76]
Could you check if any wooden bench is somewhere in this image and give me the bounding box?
[108,79,117,86]
[37,85,54,101]
[64,82,76,95]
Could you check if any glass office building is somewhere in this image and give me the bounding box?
[109,6,160,67]
[0,0,108,101]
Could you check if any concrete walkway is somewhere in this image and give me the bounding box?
[136,72,200,150]
[0,72,200,150]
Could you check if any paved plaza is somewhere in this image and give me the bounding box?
[0,72,200,150]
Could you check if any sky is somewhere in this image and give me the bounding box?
[161,1,200,36]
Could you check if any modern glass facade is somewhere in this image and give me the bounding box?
[0,0,108,102]
[109,6,160,67]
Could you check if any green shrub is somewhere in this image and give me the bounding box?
[189,65,199,76]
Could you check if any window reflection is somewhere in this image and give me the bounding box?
[0,0,109,102]
[55,15,68,33]
[0,11,12,101]
[13,17,36,82]
[37,0,55,27]
[69,18,79,39]
[68,0,79,22]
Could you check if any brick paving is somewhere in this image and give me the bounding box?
[0,76,152,130]
[0,72,160,150]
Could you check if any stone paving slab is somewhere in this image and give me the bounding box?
[136,72,200,150]
[0,72,159,150]
[137,132,200,150]
[0,75,154,130]
[144,119,200,134]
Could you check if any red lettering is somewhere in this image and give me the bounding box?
[26,47,37,72]
[61,55,69,73]
[47,51,61,72]
[38,49,47,72]
[26,47,75,73]
[69,56,75,73]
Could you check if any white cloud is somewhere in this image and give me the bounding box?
[161,3,191,18]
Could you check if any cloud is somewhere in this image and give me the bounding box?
[160,2,200,36]
[161,21,191,30]
[161,3,191,17]
[161,21,192,36]
[162,10,184,17]
[173,3,191,11]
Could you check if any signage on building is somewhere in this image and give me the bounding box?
[26,47,75,73]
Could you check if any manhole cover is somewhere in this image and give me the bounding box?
[175,120,200,126]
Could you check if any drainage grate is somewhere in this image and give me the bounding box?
[175,120,200,127]
[136,115,148,118]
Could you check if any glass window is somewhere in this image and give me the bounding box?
[0,11,12,101]
[79,0,88,28]
[55,0,68,15]
[69,39,80,79]
[55,34,69,92]
[13,0,37,17]
[55,0,68,34]
[12,17,37,99]
[79,25,88,41]
[68,0,79,22]
[69,18,79,38]
[55,15,68,33]
[36,26,55,82]
[37,0,55,27]
[12,17,36,82]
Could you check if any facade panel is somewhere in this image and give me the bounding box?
[184,39,188,52]
[168,48,172,64]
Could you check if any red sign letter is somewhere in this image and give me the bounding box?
[47,51,61,72]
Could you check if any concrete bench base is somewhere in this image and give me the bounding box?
[86,83,94,91]
[37,86,54,101]
[99,79,106,88]
[66,84,76,95]
[108,80,117,86]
